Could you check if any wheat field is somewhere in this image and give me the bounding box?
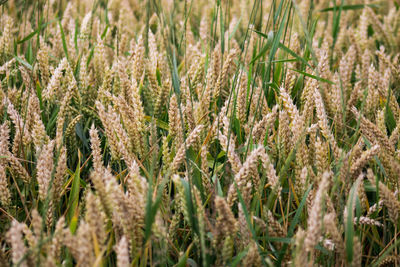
[1,0,400,266]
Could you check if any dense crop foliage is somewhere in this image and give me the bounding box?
[1,0,400,266]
